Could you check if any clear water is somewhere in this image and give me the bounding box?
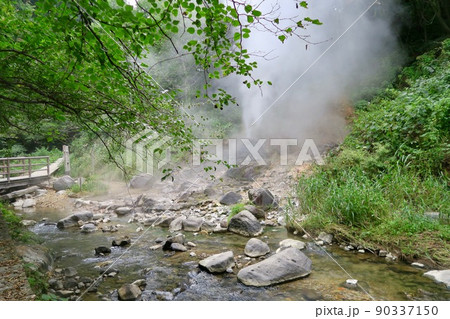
[21,209,450,301]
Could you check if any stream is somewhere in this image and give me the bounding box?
[22,208,450,301]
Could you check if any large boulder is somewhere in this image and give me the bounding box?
[118,284,142,301]
[219,192,243,205]
[129,174,153,189]
[169,216,186,232]
[53,175,75,191]
[279,238,306,251]
[57,211,93,229]
[80,223,97,233]
[248,188,278,209]
[244,205,265,219]
[228,210,263,237]
[16,245,53,272]
[22,199,36,208]
[424,270,450,289]
[115,207,133,216]
[182,216,203,232]
[199,251,235,273]
[237,247,312,287]
[244,238,270,257]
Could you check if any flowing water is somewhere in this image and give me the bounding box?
[21,208,450,301]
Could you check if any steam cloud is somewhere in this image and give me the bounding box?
[232,0,403,145]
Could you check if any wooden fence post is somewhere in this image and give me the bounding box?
[63,145,71,176]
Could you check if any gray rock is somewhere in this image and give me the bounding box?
[64,278,78,289]
[386,252,397,262]
[424,212,441,220]
[22,198,36,208]
[112,236,131,247]
[411,262,425,268]
[132,279,147,290]
[182,216,203,232]
[318,232,333,245]
[129,174,153,189]
[162,234,185,251]
[21,220,37,227]
[63,267,78,277]
[423,270,450,289]
[201,220,217,232]
[16,245,53,272]
[199,251,235,273]
[248,188,277,209]
[115,207,133,216]
[345,279,358,287]
[244,205,265,219]
[57,211,93,229]
[171,243,188,252]
[279,238,306,250]
[53,175,75,191]
[80,223,97,233]
[169,216,186,232]
[237,247,312,287]
[118,284,142,301]
[244,238,270,257]
[154,216,176,227]
[378,250,388,257]
[219,192,243,205]
[13,200,24,209]
[228,210,263,237]
[94,246,112,255]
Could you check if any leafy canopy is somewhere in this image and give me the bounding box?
[0,0,315,164]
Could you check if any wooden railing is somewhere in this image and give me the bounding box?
[0,156,50,183]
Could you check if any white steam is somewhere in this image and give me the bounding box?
[233,0,403,145]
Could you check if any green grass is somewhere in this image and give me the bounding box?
[227,203,246,223]
[69,176,108,195]
[0,203,41,243]
[291,38,450,266]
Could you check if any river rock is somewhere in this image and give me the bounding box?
[118,284,142,301]
[115,207,133,216]
[16,245,53,272]
[94,246,112,256]
[228,210,263,237]
[244,238,270,257]
[182,216,203,232]
[219,192,242,205]
[63,267,78,277]
[80,223,97,233]
[318,232,333,245]
[112,236,131,247]
[21,220,37,227]
[129,174,153,189]
[279,238,306,251]
[199,251,235,273]
[248,188,277,209]
[53,175,75,191]
[423,270,450,289]
[171,243,188,252]
[22,198,36,208]
[169,216,186,232]
[244,205,265,219]
[201,220,217,232]
[155,216,176,227]
[57,211,93,229]
[162,234,186,251]
[237,247,312,287]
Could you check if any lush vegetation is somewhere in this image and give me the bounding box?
[291,38,450,265]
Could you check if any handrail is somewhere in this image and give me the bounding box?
[0,156,50,183]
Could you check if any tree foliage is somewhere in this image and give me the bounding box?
[0,0,315,164]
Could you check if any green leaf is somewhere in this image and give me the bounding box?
[244,5,252,13]
[252,10,261,17]
[187,27,195,34]
[116,0,125,7]
[278,35,286,43]
[299,1,308,8]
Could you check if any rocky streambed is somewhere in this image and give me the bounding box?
[8,165,450,301]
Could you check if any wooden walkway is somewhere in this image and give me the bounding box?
[0,157,63,191]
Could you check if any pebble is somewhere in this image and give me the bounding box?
[136,227,144,232]
[358,249,365,253]
[346,279,358,287]
[302,234,308,239]
[186,242,196,247]
[378,250,388,257]
[411,262,425,268]
[226,267,233,273]
[189,252,196,257]
[316,240,324,246]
